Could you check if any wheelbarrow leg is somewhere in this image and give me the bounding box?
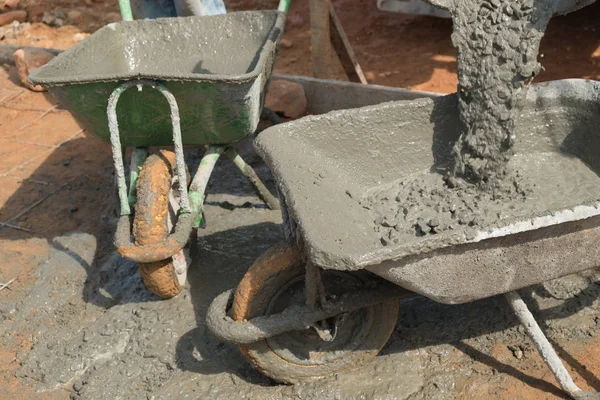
[505,291,598,400]
[260,107,282,126]
[127,147,148,208]
[188,145,226,228]
[224,147,280,210]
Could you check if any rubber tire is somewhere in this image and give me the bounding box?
[231,243,399,383]
[133,150,182,299]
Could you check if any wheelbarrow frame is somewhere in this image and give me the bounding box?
[107,80,280,264]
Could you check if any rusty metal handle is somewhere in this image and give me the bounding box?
[206,284,412,345]
[114,213,195,263]
[108,81,197,263]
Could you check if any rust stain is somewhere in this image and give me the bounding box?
[117,239,184,263]
[131,150,182,299]
[231,243,302,321]
[133,150,175,246]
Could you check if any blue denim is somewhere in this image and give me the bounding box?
[131,0,226,19]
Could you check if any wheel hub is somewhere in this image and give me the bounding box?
[265,272,377,366]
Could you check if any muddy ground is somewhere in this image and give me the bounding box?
[1,0,600,399]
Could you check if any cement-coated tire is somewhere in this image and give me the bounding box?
[231,243,399,383]
[133,150,186,299]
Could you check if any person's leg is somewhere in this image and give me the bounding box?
[172,0,226,16]
[131,0,178,19]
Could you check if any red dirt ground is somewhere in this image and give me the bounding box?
[0,0,599,399]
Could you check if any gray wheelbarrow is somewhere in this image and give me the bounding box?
[208,79,600,399]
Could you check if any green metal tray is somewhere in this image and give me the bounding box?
[29,11,285,146]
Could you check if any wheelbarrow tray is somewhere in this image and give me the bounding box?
[29,11,285,146]
[256,79,600,304]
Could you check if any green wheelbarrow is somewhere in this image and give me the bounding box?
[29,5,289,299]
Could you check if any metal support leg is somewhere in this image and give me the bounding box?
[109,81,199,263]
[305,262,326,311]
[188,145,226,228]
[128,147,148,208]
[224,147,280,210]
[505,291,599,400]
[305,262,335,341]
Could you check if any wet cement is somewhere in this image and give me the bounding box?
[256,79,600,271]
[5,139,600,399]
[367,170,528,245]
[0,143,424,399]
[29,10,285,85]
[370,0,560,244]
[447,0,555,191]
[367,145,600,247]
[366,0,596,244]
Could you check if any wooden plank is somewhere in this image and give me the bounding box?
[328,3,368,84]
[309,0,332,79]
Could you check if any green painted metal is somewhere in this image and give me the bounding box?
[30,11,286,147]
[119,0,134,21]
[188,191,205,227]
[127,148,148,208]
[49,81,254,147]
[278,0,291,13]
[108,81,192,218]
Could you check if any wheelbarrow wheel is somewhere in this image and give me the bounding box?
[231,243,399,383]
[133,150,189,299]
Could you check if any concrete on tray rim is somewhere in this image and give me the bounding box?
[28,10,285,87]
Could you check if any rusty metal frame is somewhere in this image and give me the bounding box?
[207,282,409,345]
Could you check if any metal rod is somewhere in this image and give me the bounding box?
[207,283,409,345]
[119,0,134,20]
[128,147,148,208]
[116,213,195,262]
[108,85,133,216]
[159,86,191,213]
[188,146,226,227]
[505,291,597,400]
[107,80,190,215]
[305,262,326,311]
[224,147,280,210]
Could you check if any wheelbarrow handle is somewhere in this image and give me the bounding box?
[107,80,191,217]
[118,0,134,20]
[278,0,292,13]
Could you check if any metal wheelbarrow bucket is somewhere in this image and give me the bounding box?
[208,79,600,398]
[29,10,285,146]
[261,78,600,305]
